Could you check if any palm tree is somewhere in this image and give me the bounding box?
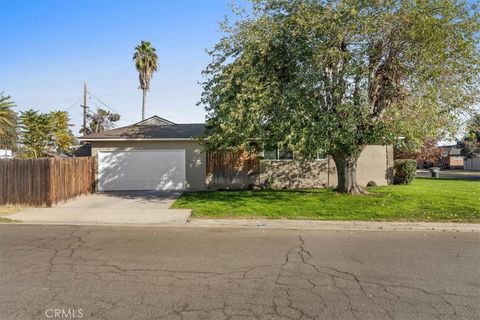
[133,41,158,120]
[0,93,16,148]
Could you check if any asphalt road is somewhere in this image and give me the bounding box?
[0,225,478,320]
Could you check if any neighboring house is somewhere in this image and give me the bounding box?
[72,143,92,157]
[441,145,464,169]
[0,149,13,158]
[79,115,394,191]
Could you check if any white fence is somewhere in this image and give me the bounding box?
[464,158,480,171]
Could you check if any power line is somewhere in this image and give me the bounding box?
[65,97,83,112]
[87,90,122,115]
[86,90,138,124]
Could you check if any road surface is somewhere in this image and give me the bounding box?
[0,225,478,319]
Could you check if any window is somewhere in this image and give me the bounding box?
[263,150,278,160]
[316,150,327,160]
[263,149,294,160]
[278,150,293,160]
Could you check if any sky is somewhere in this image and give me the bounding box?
[0,0,245,133]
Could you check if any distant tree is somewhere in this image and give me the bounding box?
[0,93,18,150]
[462,114,480,158]
[19,110,75,158]
[19,110,51,158]
[395,137,443,165]
[49,111,76,154]
[133,41,158,120]
[201,0,480,193]
[80,108,120,135]
[416,138,443,166]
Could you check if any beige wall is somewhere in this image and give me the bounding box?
[91,142,392,191]
[259,145,393,189]
[91,140,206,191]
[447,156,464,169]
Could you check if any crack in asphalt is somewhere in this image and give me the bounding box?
[0,228,478,320]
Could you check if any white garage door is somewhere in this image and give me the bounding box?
[98,150,186,191]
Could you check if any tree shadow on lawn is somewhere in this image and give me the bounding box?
[178,187,385,206]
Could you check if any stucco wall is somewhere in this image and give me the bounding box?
[260,145,393,189]
[91,140,206,191]
[446,156,464,169]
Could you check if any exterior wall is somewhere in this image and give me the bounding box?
[91,140,206,191]
[464,158,480,171]
[446,156,464,169]
[91,142,392,191]
[259,145,393,189]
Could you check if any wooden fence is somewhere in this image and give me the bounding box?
[206,151,260,189]
[464,158,480,171]
[0,157,95,207]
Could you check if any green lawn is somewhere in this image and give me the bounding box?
[172,178,480,222]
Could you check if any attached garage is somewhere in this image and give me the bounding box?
[80,116,207,192]
[98,150,186,191]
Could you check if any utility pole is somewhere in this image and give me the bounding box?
[81,82,88,136]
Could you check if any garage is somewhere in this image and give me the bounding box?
[98,150,186,191]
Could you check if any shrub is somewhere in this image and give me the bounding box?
[393,159,417,185]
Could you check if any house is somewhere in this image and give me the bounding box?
[72,143,92,157]
[0,149,13,159]
[79,115,393,191]
[441,145,464,169]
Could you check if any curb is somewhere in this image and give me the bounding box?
[185,219,480,232]
[2,219,479,232]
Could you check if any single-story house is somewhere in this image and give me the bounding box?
[79,115,394,191]
[441,145,464,169]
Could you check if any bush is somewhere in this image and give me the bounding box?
[393,159,417,185]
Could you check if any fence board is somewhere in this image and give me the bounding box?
[0,157,95,207]
[206,151,259,189]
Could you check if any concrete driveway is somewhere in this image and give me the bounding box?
[8,191,191,225]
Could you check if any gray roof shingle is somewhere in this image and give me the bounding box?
[80,116,205,140]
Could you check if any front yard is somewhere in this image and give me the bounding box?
[173,178,480,222]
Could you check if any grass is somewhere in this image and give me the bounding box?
[172,178,480,222]
[0,207,20,223]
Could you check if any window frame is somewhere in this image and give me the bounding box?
[262,148,294,160]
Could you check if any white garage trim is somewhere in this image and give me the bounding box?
[98,150,186,191]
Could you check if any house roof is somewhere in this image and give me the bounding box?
[448,147,462,156]
[79,115,205,141]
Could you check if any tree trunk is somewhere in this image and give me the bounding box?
[332,151,367,194]
[142,89,147,120]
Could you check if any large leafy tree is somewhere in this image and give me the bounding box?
[19,110,75,158]
[462,114,480,158]
[0,93,18,150]
[201,0,480,193]
[133,41,158,120]
[80,108,120,135]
